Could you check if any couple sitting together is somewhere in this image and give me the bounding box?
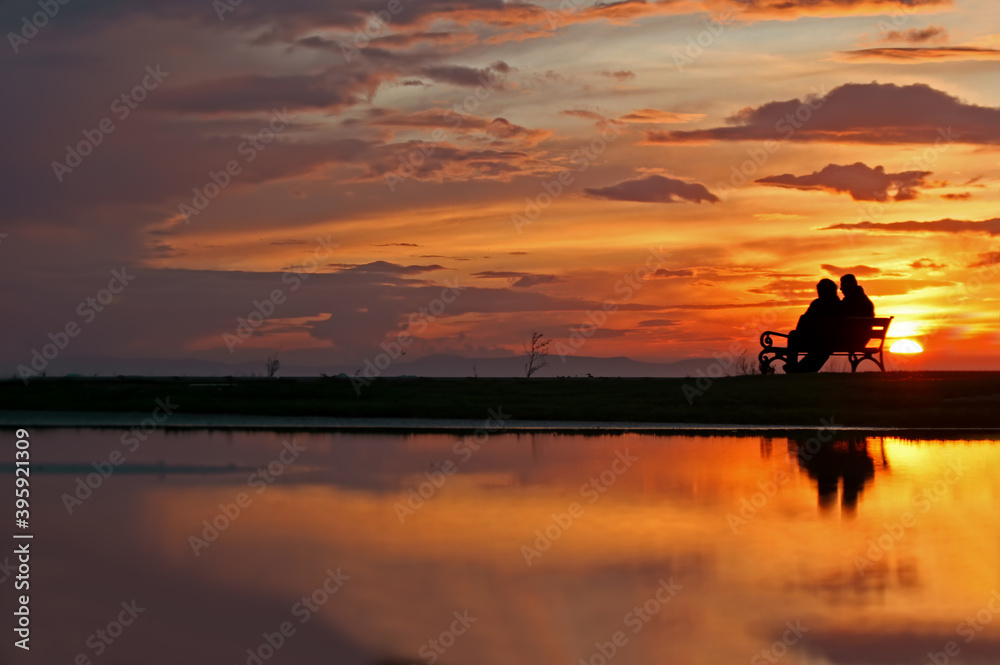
[786,273,874,373]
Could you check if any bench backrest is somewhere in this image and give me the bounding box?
[844,316,893,350]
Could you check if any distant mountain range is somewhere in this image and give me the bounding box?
[375,353,720,377]
[2,353,729,379]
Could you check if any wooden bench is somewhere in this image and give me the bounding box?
[759,316,893,374]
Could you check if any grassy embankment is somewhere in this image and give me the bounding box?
[2,372,999,428]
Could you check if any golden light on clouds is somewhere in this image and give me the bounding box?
[4,0,999,372]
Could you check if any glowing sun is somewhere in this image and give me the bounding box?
[889,339,924,354]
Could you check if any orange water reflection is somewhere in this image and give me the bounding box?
[18,430,1000,664]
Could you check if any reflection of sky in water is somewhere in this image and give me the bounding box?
[8,429,1000,664]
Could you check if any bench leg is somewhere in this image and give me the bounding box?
[758,354,771,375]
[758,349,782,375]
[849,353,886,372]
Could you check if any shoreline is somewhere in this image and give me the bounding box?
[3,411,1000,438]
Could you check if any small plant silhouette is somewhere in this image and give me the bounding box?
[524,332,551,378]
[265,351,280,378]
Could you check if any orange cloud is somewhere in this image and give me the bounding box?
[601,69,636,81]
[877,25,948,43]
[911,258,946,270]
[757,163,931,201]
[841,46,1000,61]
[821,264,882,277]
[823,218,1000,236]
[617,108,704,124]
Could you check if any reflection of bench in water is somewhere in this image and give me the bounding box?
[759,316,894,374]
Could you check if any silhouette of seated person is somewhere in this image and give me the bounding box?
[786,278,841,373]
[840,273,874,317]
[839,273,876,350]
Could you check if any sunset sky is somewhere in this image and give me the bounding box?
[2,0,998,374]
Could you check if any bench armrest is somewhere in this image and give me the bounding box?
[760,331,789,348]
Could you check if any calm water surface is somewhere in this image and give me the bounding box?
[6,429,1000,664]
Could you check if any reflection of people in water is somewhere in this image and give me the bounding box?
[789,434,877,514]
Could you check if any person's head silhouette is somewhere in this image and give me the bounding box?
[840,273,858,293]
[817,278,838,299]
